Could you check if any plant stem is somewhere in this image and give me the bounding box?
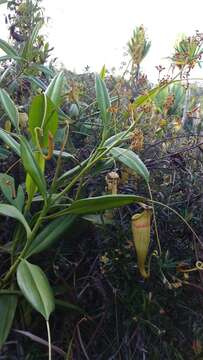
[46,320,52,360]
[54,118,138,202]
[0,289,21,295]
[147,183,162,255]
[149,199,201,262]
[51,123,69,192]
[11,223,23,264]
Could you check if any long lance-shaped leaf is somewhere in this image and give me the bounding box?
[131,84,169,109]
[57,159,89,184]
[95,74,111,139]
[0,39,18,58]
[0,89,19,131]
[0,204,31,238]
[22,75,46,90]
[0,55,23,62]
[0,129,20,156]
[17,260,55,321]
[29,64,54,77]
[25,152,45,206]
[20,137,47,201]
[23,21,43,61]
[110,147,150,183]
[0,147,10,159]
[103,131,133,147]
[45,71,64,106]
[25,214,76,258]
[66,194,145,215]
[100,65,106,80]
[0,173,24,211]
[0,295,17,350]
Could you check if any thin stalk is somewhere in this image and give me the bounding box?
[46,320,52,360]
[75,175,85,200]
[149,199,201,262]
[0,289,21,295]
[147,183,162,255]
[11,223,23,264]
[41,94,48,129]
[50,122,69,192]
[5,158,21,174]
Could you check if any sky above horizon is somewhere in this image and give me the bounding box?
[1,0,203,82]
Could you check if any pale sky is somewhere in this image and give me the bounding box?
[1,0,203,82]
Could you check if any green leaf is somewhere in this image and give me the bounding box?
[57,159,89,184]
[22,75,46,90]
[82,214,112,225]
[132,84,167,110]
[0,55,23,62]
[57,157,113,187]
[0,295,17,350]
[67,194,145,215]
[0,173,24,211]
[0,204,31,238]
[91,158,113,177]
[45,71,64,106]
[110,147,149,183]
[56,299,86,315]
[28,94,58,147]
[29,64,54,77]
[22,21,43,61]
[0,39,18,58]
[0,147,10,160]
[25,152,45,205]
[0,67,10,84]
[95,74,111,139]
[100,65,106,80]
[20,137,47,201]
[17,260,55,320]
[53,150,76,159]
[0,129,20,156]
[25,214,76,258]
[0,89,19,131]
[103,131,133,147]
